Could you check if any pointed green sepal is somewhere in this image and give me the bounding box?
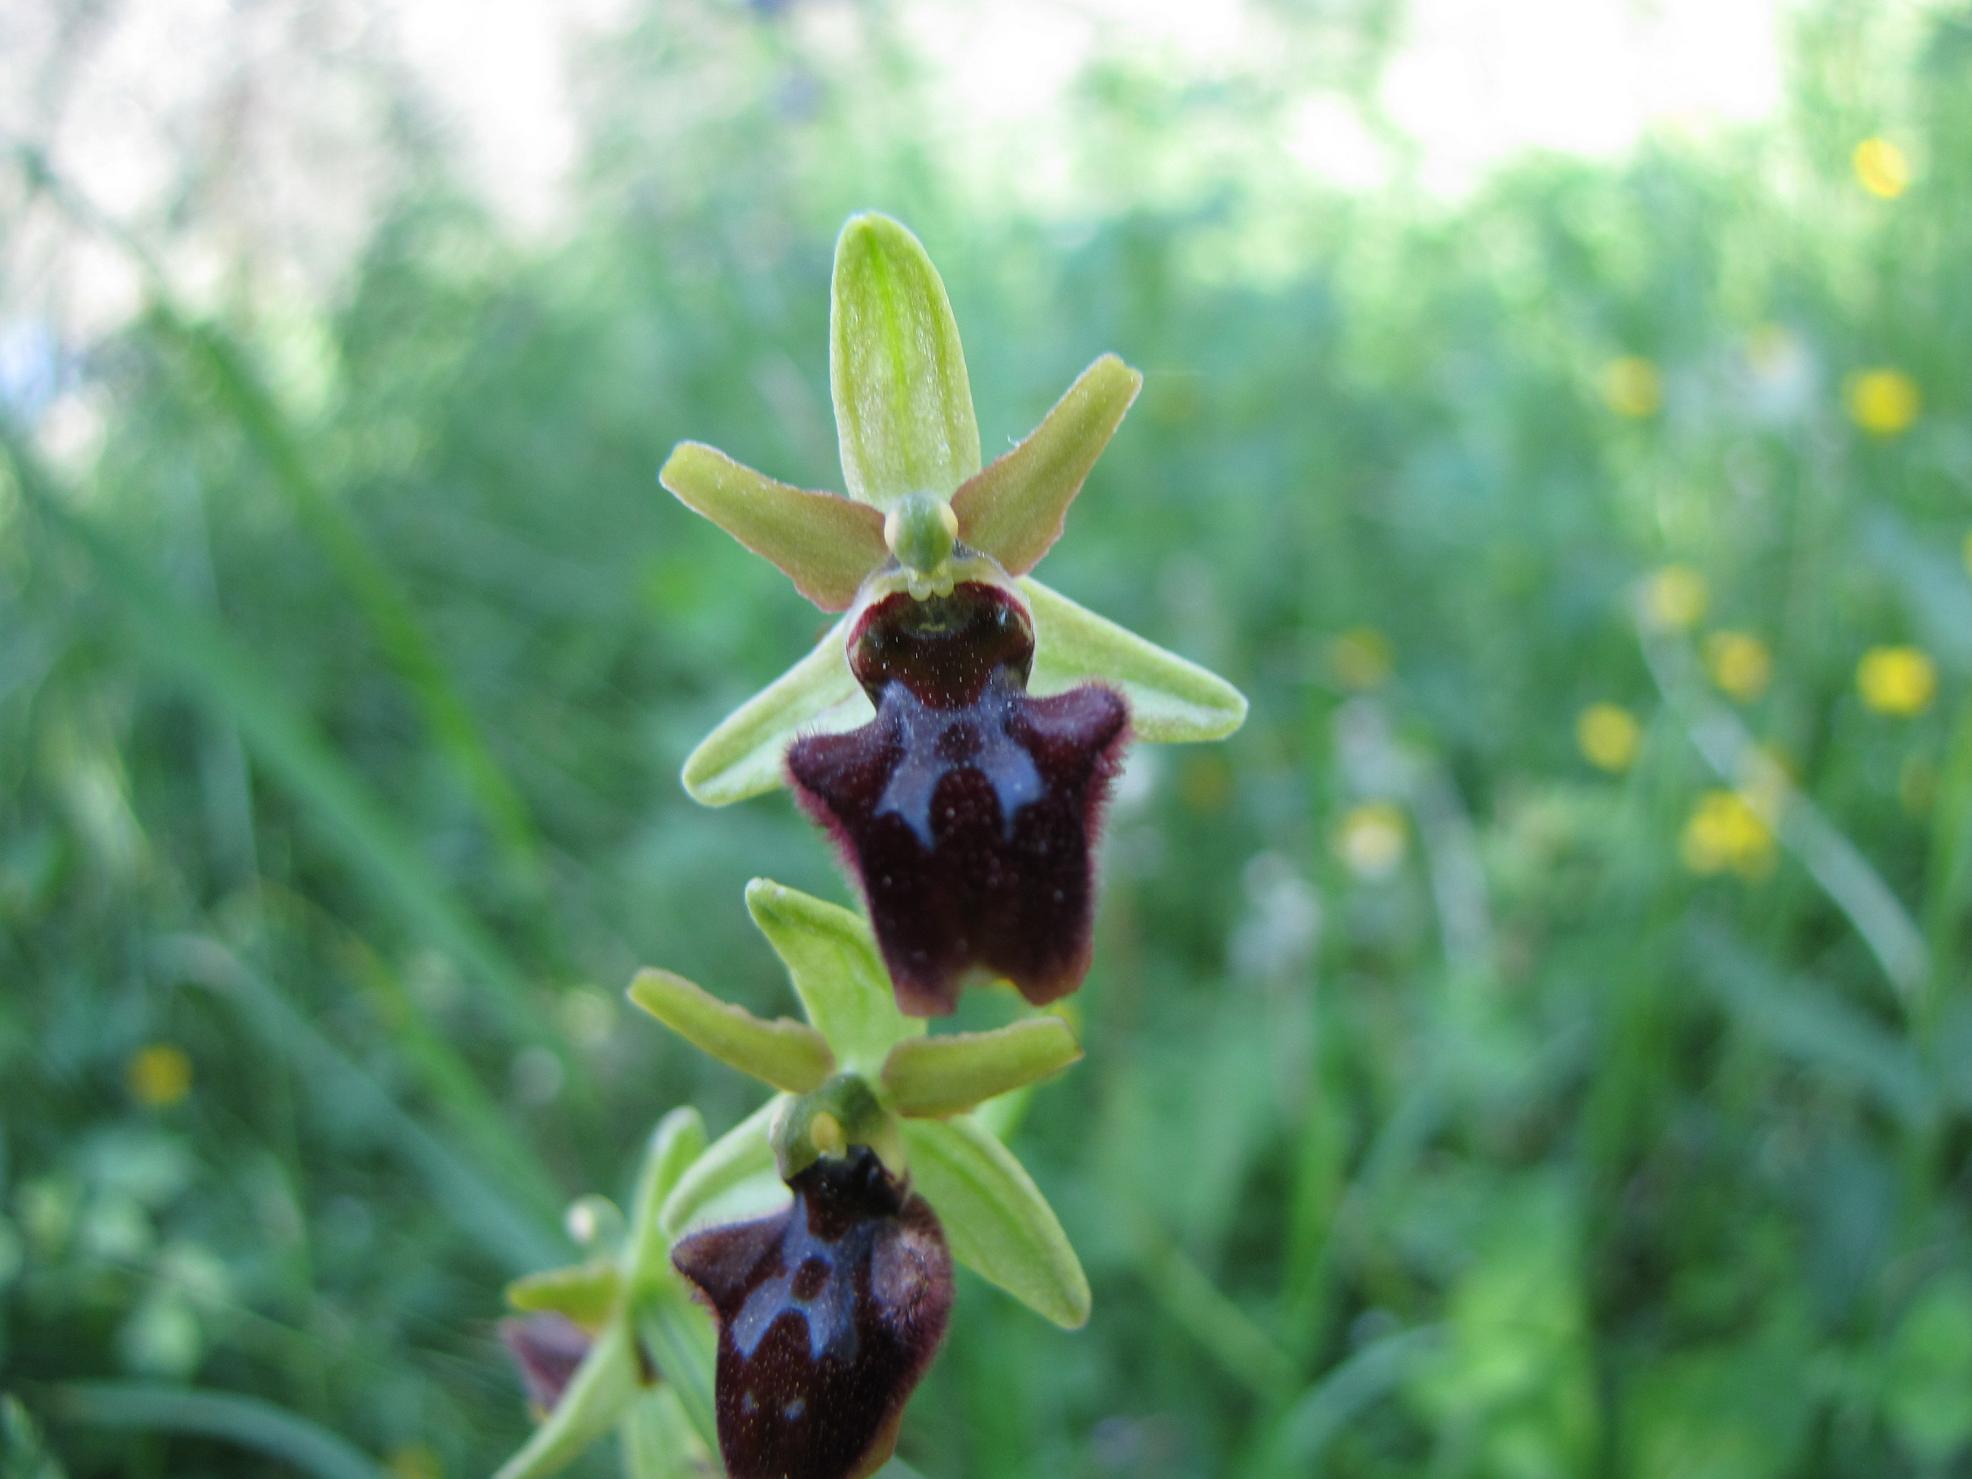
[881,1018,1083,1118]
[492,1321,641,1479]
[504,1260,623,1327]
[901,1116,1091,1329]
[628,969,834,1093]
[680,618,867,805]
[1022,576,1248,741]
[659,442,888,611]
[950,354,1142,575]
[830,212,982,507]
[625,1107,709,1288]
[658,1098,784,1237]
[745,878,925,1073]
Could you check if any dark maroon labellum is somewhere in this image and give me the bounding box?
[671,1148,953,1479]
[787,582,1129,1015]
[500,1312,594,1414]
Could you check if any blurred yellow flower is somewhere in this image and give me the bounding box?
[1857,645,1937,716]
[1326,626,1394,690]
[1682,790,1777,880]
[1178,752,1233,813]
[1703,631,1773,701]
[127,1043,192,1108]
[1846,368,1921,437]
[1852,137,1912,199]
[1962,529,1972,579]
[1335,802,1407,880]
[1576,703,1641,773]
[1600,355,1662,418]
[386,1445,444,1479]
[1641,565,1708,630]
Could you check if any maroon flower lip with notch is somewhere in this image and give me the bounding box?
[786,580,1130,1016]
[671,1147,953,1479]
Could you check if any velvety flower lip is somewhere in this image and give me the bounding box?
[789,581,1129,1015]
[671,1147,953,1479]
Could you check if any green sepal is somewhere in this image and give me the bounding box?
[658,1098,784,1237]
[659,442,887,611]
[1021,576,1248,742]
[949,354,1142,575]
[628,968,835,1093]
[625,1107,708,1289]
[881,1018,1082,1118]
[830,212,982,508]
[619,1383,714,1479]
[901,1116,1091,1330]
[680,618,867,806]
[491,1320,640,1479]
[504,1259,623,1328]
[745,878,924,1074]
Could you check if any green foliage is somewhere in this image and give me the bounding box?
[8,0,1972,1473]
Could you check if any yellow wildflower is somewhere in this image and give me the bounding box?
[1681,789,1777,880]
[127,1044,192,1109]
[1846,369,1921,437]
[1703,631,1773,701]
[1335,802,1407,880]
[385,1446,444,1479]
[1326,627,1394,691]
[1641,565,1708,630]
[1857,646,1936,716]
[1600,356,1662,418]
[1178,752,1233,813]
[1576,703,1641,773]
[1852,137,1911,199]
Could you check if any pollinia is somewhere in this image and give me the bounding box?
[494,214,1246,1479]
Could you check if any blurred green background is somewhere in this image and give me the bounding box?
[6,0,1972,1473]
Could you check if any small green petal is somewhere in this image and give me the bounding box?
[504,1260,622,1326]
[745,878,924,1073]
[659,442,887,611]
[680,618,867,806]
[1022,577,1248,742]
[901,1116,1091,1330]
[658,1099,783,1238]
[492,1321,640,1479]
[628,969,835,1093]
[881,1018,1083,1118]
[949,354,1142,575]
[830,212,982,508]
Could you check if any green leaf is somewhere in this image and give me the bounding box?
[881,1018,1082,1118]
[680,620,868,806]
[901,1116,1090,1329]
[505,1260,622,1326]
[746,878,923,1073]
[628,969,834,1093]
[492,1322,641,1479]
[1021,577,1247,742]
[830,212,981,507]
[659,1099,783,1238]
[659,442,888,611]
[949,354,1142,575]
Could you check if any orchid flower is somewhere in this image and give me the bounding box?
[662,214,1245,1012]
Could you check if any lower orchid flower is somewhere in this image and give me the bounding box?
[671,1145,952,1479]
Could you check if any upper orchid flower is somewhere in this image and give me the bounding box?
[660,213,1245,1014]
